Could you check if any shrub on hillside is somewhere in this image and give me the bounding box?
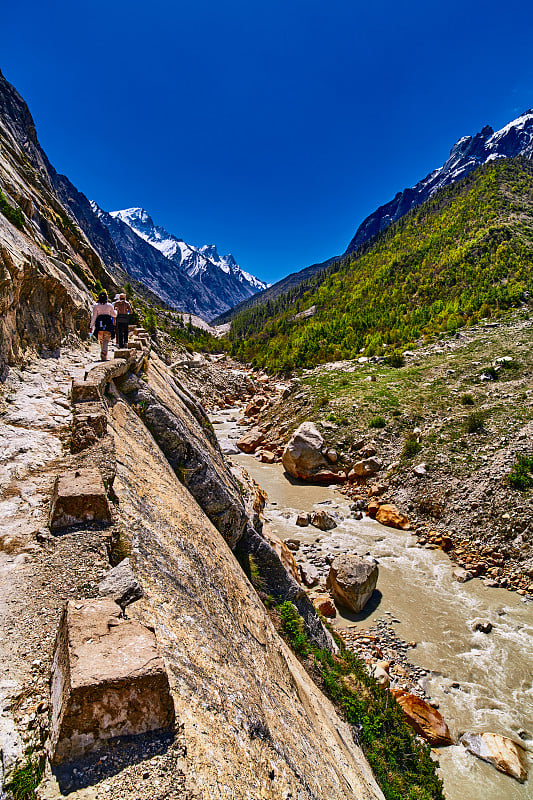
[507,454,533,491]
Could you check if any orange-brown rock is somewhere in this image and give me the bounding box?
[367,500,380,518]
[237,426,265,454]
[258,449,276,464]
[314,597,336,617]
[391,690,453,746]
[375,503,410,530]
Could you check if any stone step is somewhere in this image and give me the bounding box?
[50,598,175,764]
[71,402,108,453]
[49,468,113,531]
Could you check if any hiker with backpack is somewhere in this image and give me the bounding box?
[113,292,133,348]
[89,291,117,361]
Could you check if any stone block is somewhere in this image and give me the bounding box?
[129,340,143,351]
[49,468,112,530]
[72,402,107,437]
[50,599,175,764]
[71,379,101,403]
[114,348,132,359]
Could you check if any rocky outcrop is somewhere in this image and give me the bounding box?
[0,70,119,378]
[391,690,453,746]
[282,421,344,482]
[460,732,529,782]
[49,598,175,765]
[326,556,379,613]
[128,354,248,547]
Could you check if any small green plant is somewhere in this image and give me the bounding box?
[402,434,422,459]
[277,602,444,800]
[0,190,25,231]
[38,242,52,254]
[109,531,132,566]
[464,411,486,433]
[5,752,44,800]
[369,415,387,428]
[278,601,311,657]
[317,393,329,408]
[507,454,533,491]
[460,393,475,405]
[385,351,405,368]
[144,308,157,335]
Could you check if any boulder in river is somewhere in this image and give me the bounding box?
[391,689,453,746]
[295,512,310,527]
[237,426,265,453]
[311,509,338,531]
[300,562,320,588]
[460,732,528,782]
[282,422,336,480]
[326,555,378,613]
[375,503,410,530]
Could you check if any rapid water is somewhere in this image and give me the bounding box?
[214,410,533,800]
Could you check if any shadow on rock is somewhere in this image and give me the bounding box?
[338,589,383,622]
[52,729,174,794]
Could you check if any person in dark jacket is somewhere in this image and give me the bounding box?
[89,291,117,361]
[113,292,133,348]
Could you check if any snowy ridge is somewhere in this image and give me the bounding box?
[110,208,268,293]
[347,109,533,253]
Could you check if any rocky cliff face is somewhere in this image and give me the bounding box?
[0,69,117,378]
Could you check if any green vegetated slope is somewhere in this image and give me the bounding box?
[229,157,533,371]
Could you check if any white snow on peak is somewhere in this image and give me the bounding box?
[488,110,533,144]
[110,207,268,293]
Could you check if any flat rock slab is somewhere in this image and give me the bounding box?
[460,732,529,782]
[50,598,175,764]
[49,468,112,530]
[114,349,132,359]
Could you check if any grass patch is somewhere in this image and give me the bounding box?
[464,411,486,433]
[402,434,422,459]
[507,454,533,491]
[5,752,44,800]
[369,415,387,428]
[460,393,475,405]
[0,190,25,231]
[277,601,444,800]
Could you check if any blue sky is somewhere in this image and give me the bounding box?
[2,0,533,283]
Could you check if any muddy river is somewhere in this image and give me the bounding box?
[213,410,532,800]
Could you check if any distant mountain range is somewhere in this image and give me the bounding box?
[216,110,533,322]
[91,204,267,319]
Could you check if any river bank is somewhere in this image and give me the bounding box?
[211,405,533,800]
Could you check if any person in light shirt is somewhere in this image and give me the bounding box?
[89,291,117,361]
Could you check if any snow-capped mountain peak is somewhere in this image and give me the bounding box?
[346,109,533,253]
[98,206,268,316]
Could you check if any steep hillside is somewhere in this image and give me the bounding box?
[229,157,533,372]
[216,110,533,325]
[346,109,533,253]
[0,69,118,377]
